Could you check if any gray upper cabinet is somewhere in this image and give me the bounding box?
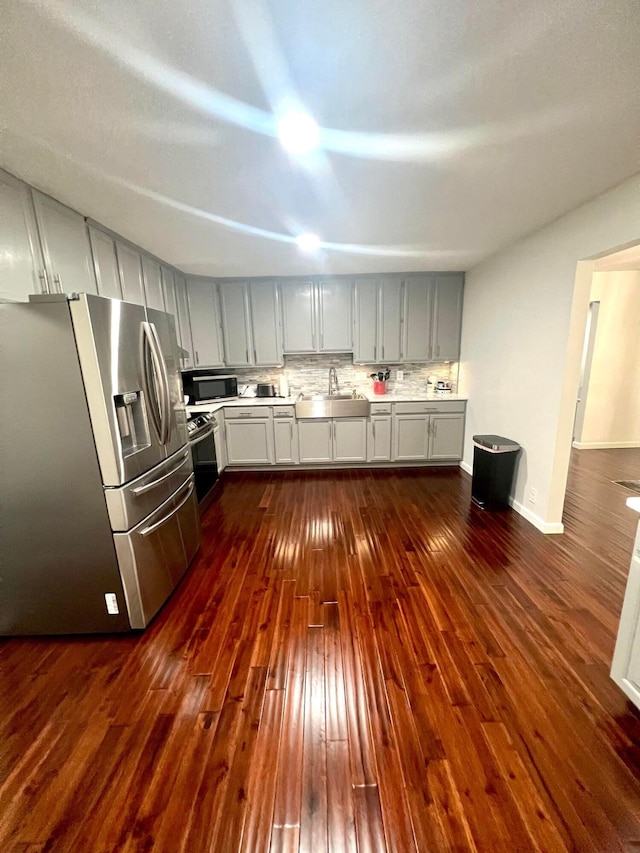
[219,282,252,366]
[432,274,464,361]
[249,281,282,365]
[353,277,402,364]
[32,190,97,295]
[187,278,224,367]
[116,242,146,306]
[0,169,45,301]
[281,279,353,354]
[174,274,194,368]
[353,279,378,362]
[88,226,122,300]
[161,266,178,319]
[280,280,316,353]
[141,256,165,311]
[318,279,353,352]
[402,276,433,362]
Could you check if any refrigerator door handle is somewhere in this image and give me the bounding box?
[140,322,165,442]
[130,450,191,496]
[149,321,172,446]
[139,479,195,537]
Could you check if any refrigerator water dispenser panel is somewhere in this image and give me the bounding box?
[114,390,150,457]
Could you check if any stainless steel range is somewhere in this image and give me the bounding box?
[187,411,218,507]
[0,292,201,635]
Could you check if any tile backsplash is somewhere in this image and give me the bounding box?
[232,354,459,397]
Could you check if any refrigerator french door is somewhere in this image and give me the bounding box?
[0,292,200,635]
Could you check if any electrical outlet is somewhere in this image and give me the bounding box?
[528,488,537,505]
[397,370,404,381]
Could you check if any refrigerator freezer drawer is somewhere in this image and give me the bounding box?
[113,474,200,629]
[105,446,193,531]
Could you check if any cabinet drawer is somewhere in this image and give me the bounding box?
[273,406,295,418]
[394,400,465,414]
[224,406,272,420]
[370,402,392,414]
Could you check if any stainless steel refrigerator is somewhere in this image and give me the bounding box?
[0,292,201,634]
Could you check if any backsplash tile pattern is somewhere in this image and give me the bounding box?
[232,354,459,397]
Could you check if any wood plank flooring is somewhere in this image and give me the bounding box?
[2,450,640,851]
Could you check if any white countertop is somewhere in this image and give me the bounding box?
[627,497,640,514]
[187,392,467,414]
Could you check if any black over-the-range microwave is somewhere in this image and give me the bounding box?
[182,370,238,405]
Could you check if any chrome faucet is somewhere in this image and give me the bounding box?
[328,366,339,396]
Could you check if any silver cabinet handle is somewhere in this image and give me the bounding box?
[139,480,195,537]
[253,348,257,363]
[38,269,50,294]
[433,422,438,438]
[246,348,249,363]
[436,344,440,357]
[289,422,293,441]
[195,350,200,365]
[372,422,376,440]
[382,344,385,359]
[373,344,377,361]
[53,273,62,293]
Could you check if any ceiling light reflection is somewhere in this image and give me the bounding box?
[296,233,321,253]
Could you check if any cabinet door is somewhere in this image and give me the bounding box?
[141,256,165,311]
[249,281,282,365]
[612,538,640,710]
[298,419,332,463]
[432,274,464,361]
[379,277,403,362]
[402,276,433,362]
[161,266,178,319]
[428,413,464,461]
[89,227,122,299]
[333,418,367,462]
[274,417,298,464]
[225,420,274,465]
[393,414,429,461]
[219,282,251,366]
[0,170,45,300]
[368,416,392,461]
[116,242,146,306]
[213,424,227,472]
[353,279,378,363]
[187,279,224,367]
[318,279,353,352]
[174,274,194,369]
[281,280,316,352]
[32,190,97,294]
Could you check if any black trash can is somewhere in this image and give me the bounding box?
[471,435,521,510]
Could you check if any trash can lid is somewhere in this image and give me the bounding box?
[473,434,520,452]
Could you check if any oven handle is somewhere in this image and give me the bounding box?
[188,426,214,447]
[131,451,191,496]
[139,479,195,537]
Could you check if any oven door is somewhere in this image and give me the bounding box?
[189,425,218,502]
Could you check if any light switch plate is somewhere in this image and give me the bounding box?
[397,370,404,381]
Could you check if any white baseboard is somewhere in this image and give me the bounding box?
[509,498,564,534]
[459,461,564,534]
[573,440,640,449]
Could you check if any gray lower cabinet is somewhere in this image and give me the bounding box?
[333,418,367,462]
[32,189,97,295]
[116,242,146,306]
[141,256,165,311]
[298,419,333,463]
[187,278,224,367]
[393,414,430,461]
[298,417,367,463]
[89,226,122,300]
[0,169,45,301]
[224,409,274,465]
[369,416,392,461]
[428,413,465,460]
[432,274,464,361]
[273,409,299,464]
[213,415,227,473]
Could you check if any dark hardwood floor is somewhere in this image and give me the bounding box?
[2,449,640,852]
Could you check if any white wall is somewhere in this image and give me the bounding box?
[459,174,640,533]
[577,271,640,448]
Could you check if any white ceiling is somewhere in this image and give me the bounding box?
[1,0,639,278]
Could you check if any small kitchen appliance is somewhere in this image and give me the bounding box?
[256,383,277,397]
[182,370,238,405]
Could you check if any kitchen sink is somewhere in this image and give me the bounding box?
[295,392,371,419]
